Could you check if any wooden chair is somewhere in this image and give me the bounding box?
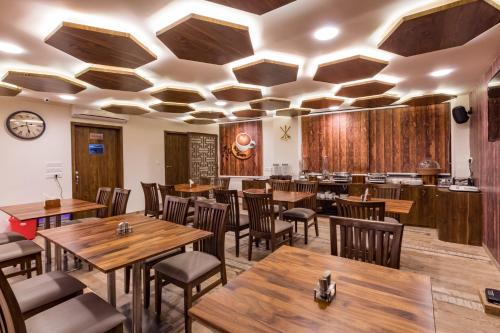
[270,179,291,191]
[241,179,266,210]
[214,177,230,190]
[330,216,404,269]
[125,195,191,306]
[244,192,293,261]
[110,188,131,216]
[158,184,176,202]
[214,189,249,257]
[282,181,319,244]
[335,197,385,221]
[0,240,42,279]
[154,201,229,333]
[0,269,125,333]
[141,182,161,218]
[372,184,402,221]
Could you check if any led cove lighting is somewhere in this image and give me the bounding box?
[59,94,76,101]
[430,69,454,77]
[215,101,227,106]
[0,41,24,54]
[329,106,340,111]
[313,26,339,41]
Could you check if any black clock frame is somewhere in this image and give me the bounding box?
[6,110,46,140]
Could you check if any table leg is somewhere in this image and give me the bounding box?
[132,262,143,333]
[44,217,52,272]
[107,271,116,307]
[54,215,62,271]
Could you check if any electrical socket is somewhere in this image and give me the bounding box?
[45,172,63,179]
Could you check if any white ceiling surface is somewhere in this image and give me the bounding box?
[0,0,499,122]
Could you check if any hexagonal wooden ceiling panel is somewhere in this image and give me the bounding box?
[404,93,457,107]
[156,14,254,65]
[379,0,500,57]
[351,95,400,108]
[0,83,21,97]
[206,0,296,15]
[249,97,291,110]
[313,55,389,84]
[191,111,226,119]
[276,108,311,117]
[185,118,216,125]
[232,109,267,118]
[101,104,150,115]
[150,102,195,113]
[301,97,344,109]
[151,87,205,103]
[336,80,395,98]
[76,65,152,92]
[2,70,86,94]
[212,85,262,102]
[233,59,298,87]
[45,22,156,69]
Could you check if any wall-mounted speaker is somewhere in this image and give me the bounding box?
[452,106,471,124]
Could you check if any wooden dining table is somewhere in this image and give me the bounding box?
[37,213,212,333]
[189,246,435,333]
[174,183,219,195]
[343,196,414,215]
[240,189,315,214]
[0,198,106,271]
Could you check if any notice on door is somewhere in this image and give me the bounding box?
[89,132,104,140]
[88,143,104,155]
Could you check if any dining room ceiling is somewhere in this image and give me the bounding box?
[0,0,498,123]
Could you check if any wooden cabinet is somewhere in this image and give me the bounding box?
[348,184,369,196]
[435,189,482,245]
[400,186,436,228]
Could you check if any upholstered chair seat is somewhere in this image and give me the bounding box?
[0,232,26,245]
[154,252,221,284]
[282,207,316,220]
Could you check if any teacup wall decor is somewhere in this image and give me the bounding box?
[231,132,257,160]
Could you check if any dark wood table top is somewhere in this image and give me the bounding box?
[344,196,414,215]
[37,213,212,273]
[240,189,315,203]
[189,246,435,333]
[0,199,106,220]
[175,184,219,194]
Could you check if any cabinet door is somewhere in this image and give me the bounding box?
[400,186,436,227]
[435,190,469,243]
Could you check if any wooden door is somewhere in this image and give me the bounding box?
[165,132,189,185]
[71,123,123,203]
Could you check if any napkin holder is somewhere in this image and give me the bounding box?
[44,199,61,209]
[116,221,133,236]
[314,270,336,304]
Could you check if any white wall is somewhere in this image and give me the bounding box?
[0,97,214,231]
[449,94,471,178]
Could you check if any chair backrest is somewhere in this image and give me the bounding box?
[330,216,404,269]
[95,187,112,218]
[335,197,385,221]
[372,184,401,200]
[141,182,160,217]
[244,192,275,234]
[270,179,291,191]
[158,184,176,202]
[241,179,266,210]
[162,195,190,225]
[214,177,230,190]
[294,180,318,210]
[270,175,292,181]
[0,269,27,333]
[110,188,131,216]
[193,201,229,262]
[214,189,240,228]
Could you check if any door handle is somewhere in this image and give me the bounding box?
[75,171,79,185]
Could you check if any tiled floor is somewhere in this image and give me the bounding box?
[14,216,500,332]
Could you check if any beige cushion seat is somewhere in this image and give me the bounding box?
[154,251,221,284]
[12,271,86,315]
[25,293,125,333]
[0,232,26,245]
[384,217,400,224]
[145,248,183,265]
[0,240,42,262]
[239,214,249,226]
[274,220,293,234]
[282,207,316,220]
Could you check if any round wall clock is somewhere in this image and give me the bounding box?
[6,111,46,140]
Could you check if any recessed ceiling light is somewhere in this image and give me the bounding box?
[228,116,237,120]
[215,101,227,106]
[59,94,76,101]
[0,41,24,54]
[329,106,340,111]
[430,69,454,77]
[313,26,339,41]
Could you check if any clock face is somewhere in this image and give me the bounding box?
[6,111,46,140]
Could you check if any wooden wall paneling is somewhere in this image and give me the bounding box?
[470,55,500,264]
[219,120,263,176]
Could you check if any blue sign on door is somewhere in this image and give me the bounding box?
[89,143,104,155]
